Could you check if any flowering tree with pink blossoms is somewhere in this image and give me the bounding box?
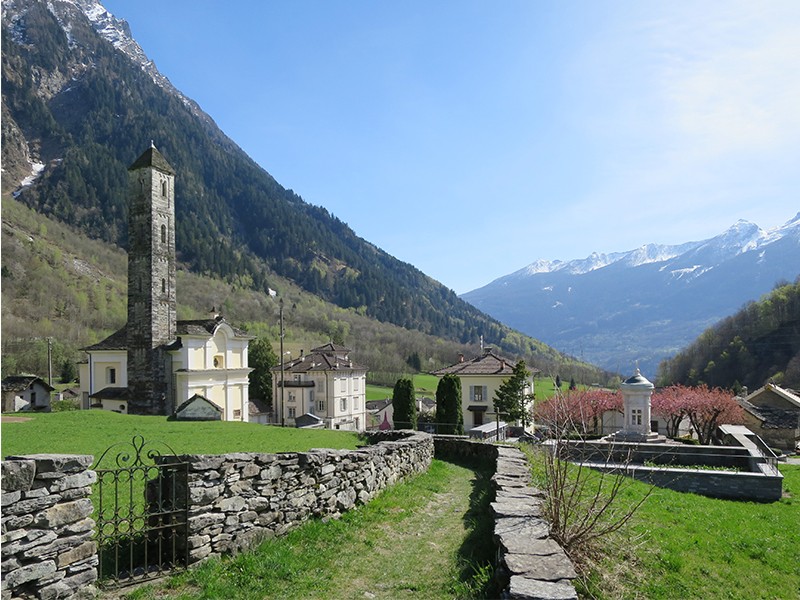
[535,389,622,435]
[652,384,744,444]
[651,385,692,438]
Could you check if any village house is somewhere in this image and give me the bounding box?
[1,376,53,413]
[365,396,435,430]
[737,383,800,452]
[272,343,367,431]
[432,348,536,431]
[78,145,252,420]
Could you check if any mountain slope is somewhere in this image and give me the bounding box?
[658,278,800,390]
[2,0,512,354]
[1,0,602,379]
[461,215,800,375]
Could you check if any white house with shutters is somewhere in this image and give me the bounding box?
[432,348,536,431]
[271,343,368,431]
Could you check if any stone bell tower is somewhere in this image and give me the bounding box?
[126,143,177,415]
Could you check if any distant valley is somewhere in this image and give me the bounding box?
[461,215,800,376]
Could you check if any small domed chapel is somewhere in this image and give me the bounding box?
[78,145,252,420]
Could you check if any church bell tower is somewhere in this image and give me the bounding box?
[126,143,177,415]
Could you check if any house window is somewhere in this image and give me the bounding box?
[317,399,325,412]
[471,385,486,402]
[107,367,116,385]
[340,378,347,393]
[213,355,224,368]
[288,407,296,418]
[631,409,642,426]
[161,278,166,294]
[288,392,296,403]
[161,224,167,244]
[340,397,347,412]
[353,378,360,391]
[161,180,167,197]
[233,409,241,420]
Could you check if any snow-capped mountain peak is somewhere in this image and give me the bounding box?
[462,214,800,376]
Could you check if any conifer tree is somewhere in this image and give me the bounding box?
[392,377,417,430]
[494,360,532,427]
[248,336,278,408]
[435,374,463,435]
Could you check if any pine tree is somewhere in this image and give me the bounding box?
[494,360,532,427]
[248,336,278,408]
[392,377,417,430]
[435,374,463,435]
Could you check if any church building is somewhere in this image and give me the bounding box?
[78,145,252,419]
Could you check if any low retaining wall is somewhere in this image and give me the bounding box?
[170,430,433,561]
[563,440,783,502]
[433,437,578,600]
[3,434,575,600]
[1,454,98,600]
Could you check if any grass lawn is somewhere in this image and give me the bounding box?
[124,458,496,600]
[615,463,800,600]
[524,446,800,599]
[1,410,362,459]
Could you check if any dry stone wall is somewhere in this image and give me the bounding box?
[2,433,576,600]
[175,430,433,562]
[1,455,98,600]
[432,437,578,600]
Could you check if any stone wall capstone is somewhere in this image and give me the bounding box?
[432,436,578,600]
[1,454,98,600]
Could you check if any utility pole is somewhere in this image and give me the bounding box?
[279,298,285,427]
[47,338,53,386]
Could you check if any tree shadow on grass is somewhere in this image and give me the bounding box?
[443,456,499,599]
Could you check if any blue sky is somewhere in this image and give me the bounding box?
[102,1,800,294]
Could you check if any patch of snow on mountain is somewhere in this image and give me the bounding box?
[13,161,46,198]
[670,265,713,280]
[523,260,560,275]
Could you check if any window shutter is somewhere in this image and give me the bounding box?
[482,386,487,402]
[470,386,475,402]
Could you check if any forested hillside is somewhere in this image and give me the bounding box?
[2,185,606,387]
[0,0,611,389]
[2,0,517,349]
[657,278,800,391]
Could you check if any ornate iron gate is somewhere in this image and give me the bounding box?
[93,435,189,587]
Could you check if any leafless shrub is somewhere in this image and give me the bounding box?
[526,391,653,570]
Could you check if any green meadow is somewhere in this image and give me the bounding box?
[1,410,362,459]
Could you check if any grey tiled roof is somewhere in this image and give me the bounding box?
[84,317,250,353]
[176,317,250,338]
[272,344,366,374]
[432,350,517,376]
[2,376,54,393]
[128,145,176,175]
[739,398,800,430]
[82,327,127,351]
[89,386,129,400]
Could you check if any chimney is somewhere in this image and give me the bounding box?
[484,347,493,355]
[458,353,464,363]
[300,349,304,357]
